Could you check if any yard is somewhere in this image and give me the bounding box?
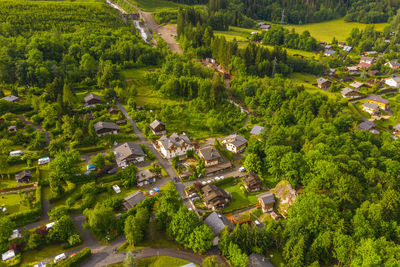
[283,18,389,42]
[109,256,195,267]
[219,178,259,213]
[289,73,339,100]
[0,192,33,215]
[21,243,81,266]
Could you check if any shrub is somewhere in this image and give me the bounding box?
[54,247,91,267]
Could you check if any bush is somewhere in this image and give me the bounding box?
[68,234,82,246]
[54,247,91,267]
[7,186,42,227]
[140,144,156,160]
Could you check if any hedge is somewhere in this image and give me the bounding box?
[54,247,91,267]
[75,145,106,154]
[8,186,42,227]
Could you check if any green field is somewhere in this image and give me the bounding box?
[110,256,194,267]
[215,26,258,41]
[220,179,259,213]
[0,192,32,215]
[283,18,389,42]
[126,0,202,12]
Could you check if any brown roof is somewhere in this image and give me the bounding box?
[15,170,31,182]
[198,146,221,162]
[84,93,101,103]
[243,173,261,188]
[114,142,145,163]
[202,185,231,204]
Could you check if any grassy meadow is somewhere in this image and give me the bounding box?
[126,0,202,12]
[283,18,389,42]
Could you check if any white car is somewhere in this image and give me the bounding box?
[54,253,66,263]
[220,176,225,179]
[201,181,207,185]
[239,167,246,172]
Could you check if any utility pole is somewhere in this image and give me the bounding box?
[281,9,285,24]
[272,57,277,77]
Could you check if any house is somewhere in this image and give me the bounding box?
[385,76,400,88]
[157,133,194,159]
[243,173,262,193]
[202,184,232,210]
[205,161,232,176]
[365,51,378,56]
[349,81,364,90]
[2,95,19,102]
[114,142,146,168]
[393,123,400,136]
[362,102,380,114]
[257,191,275,213]
[2,250,15,262]
[248,253,275,267]
[360,56,375,65]
[15,170,31,183]
[250,125,265,136]
[346,66,360,75]
[328,68,336,76]
[324,49,335,57]
[343,45,352,52]
[84,93,101,106]
[204,211,234,236]
[338,42,346,47]
[359,121,380,134]
[197,146,221,167]
[94,122,120,136]
[221,133,248,153]
[385,60,400,69]
[116,120,127,125]
[136,169,157,187]
[123,191,145,210]
[260,24,271,30]
[7,125,17,132]
[341,87,361,99]
[108,107,118,114]
[367,94,389,110]
[149,120,166,135]
[316,78,331,90]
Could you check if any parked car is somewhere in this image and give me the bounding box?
[54,253,66,263]
[239,166,246,172]
[38,157,50,165]
[9,150,24,157]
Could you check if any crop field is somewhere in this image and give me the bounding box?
[283,18,389,42]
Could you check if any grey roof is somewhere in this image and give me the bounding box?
[389,76,400,83]
[367,94,389,104]
[149,119,165,130]
[250,125,265,135]
[317,77,328,84]
[94,121,120,131]
[84,93,101,103]
[15,170,31,181]
[198,146,221,162]
[324,49,335,55]
[360,56,375,63]
[2,95,19,102]
[257,192,275,205]
[362,102,379,110]
[359,121,376,131]
[124,191,145,209]
[248,253,275,267]
[350,81,364,89]
[223,133,248,147]
[341,87,357,95]
[204,211,234,236]
[136,169,157,183]
[389,60,400,67]
[158,133,192,150]
[343,46,352,52]
[114,142,145,162]
[393,123,400,131]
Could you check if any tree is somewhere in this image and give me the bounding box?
[49,215,76,241]
[124,252,137,267]
[168,207,200,246]
[50,150,81,181]
[188,224,214,253]
[91,153,105,169]
[203,256,223,267]
[119,164,138,188]
[0,217,14,244]
[244,153,262,174]
[124,216,144,246]
[84,205,116,236]
[48,172,65,197]
[27,233,44,250]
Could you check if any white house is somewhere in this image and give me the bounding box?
[157,133,194,159]
[2,250,15,262]
[385,77,400,88]
[221,133,248,153]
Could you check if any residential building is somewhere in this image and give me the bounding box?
[385,76,400,88]
[385,60,400,69]
[364,51,378,56]
[114,142,146,168]
[316,78,331,90]
[367,94,389,110]
[362,102,380,114]
[343,45,352,52]
[260,24,271,30]
[359,121,380,134]
[338,42,346,47]
[108,107,118,114]
[136,169,157,187]
[349,81,364,90]
[346,66,360,75]
[94,122,120,136]
[157,133,194,159]
[7,125,17,132]
[221,133,248,153]
[204,211,234,236]
[116,120,126,125]
[324,49,335,57]
[2,95,19,102]
[243,173,262,193]
[257,191,275,213]
[2,250,15,262]
[360,56,375,65]
[197,146,221,166]
[123,191,145,210]
[393,123,400,136]
[250,125,265,136]
[84,93,101,106]
[341,87,361,99]
[202,184,232,210]
[15,170,31,183]
[248,253,275,267]
[149,120,166,135]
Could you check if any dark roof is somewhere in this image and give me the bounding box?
[84,93,101,103]
[223,134,248,147]
[362,102,379,110]
[124,191,145,209]
[204,212,234,235]
[389,60,400,67]
[15,170,31,181]
[367,94,389,104]
[159,133,192,149]
[94,122,120,131]
[149,119,165,130]
[359,121,376,131]
[250,125,265,135]
[243,173,261,187]
[198,146,221,162]
[341,87,357,95]
[248,253,275,267]
[114,142,145,163]
[257,191,275,205]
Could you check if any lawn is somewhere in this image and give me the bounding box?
[21,243,81,265]
[0,179,19,189]
[118,219,182,251]
[126,0,202,12]
[289,73,339,100]
[283,18,389,42]
[266,248,285,267]
[214,26,256,42]
[109,256,195,267]
[0,192,32,215]
[219,178,259,213]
